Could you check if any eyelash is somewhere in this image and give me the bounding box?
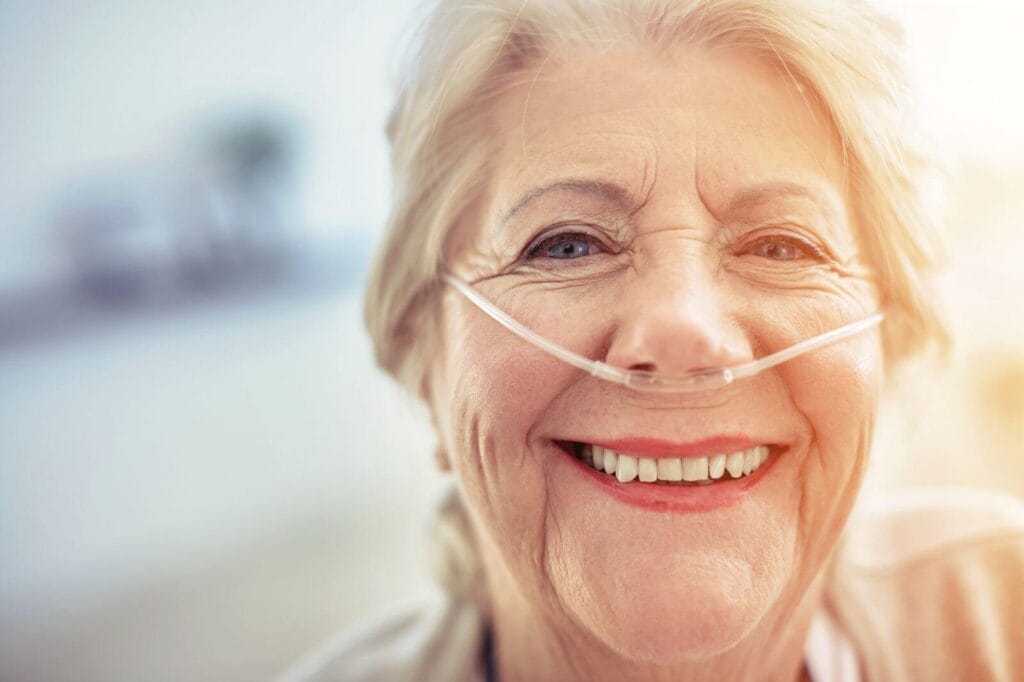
[524,227,607,259]
[738,232,828,261]
[522,226,829,262]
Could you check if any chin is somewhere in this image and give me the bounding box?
[557,535,790,665]
[595,581,774,664]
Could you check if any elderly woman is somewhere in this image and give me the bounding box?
[284,1,1024,680]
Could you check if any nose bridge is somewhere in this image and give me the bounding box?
[605,231,749,375]
[635,232,715,316]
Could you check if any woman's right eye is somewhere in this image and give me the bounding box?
[525,232,605,260]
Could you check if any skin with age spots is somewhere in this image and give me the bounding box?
[429,44,882,682]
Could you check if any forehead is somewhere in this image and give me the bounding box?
[482,44,849,232]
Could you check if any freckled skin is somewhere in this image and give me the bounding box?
[429,45,883,681]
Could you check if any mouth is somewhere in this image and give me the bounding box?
[552,436,787,512]
[556,440,782,486]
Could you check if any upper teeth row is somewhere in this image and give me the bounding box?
[582,444,770,483]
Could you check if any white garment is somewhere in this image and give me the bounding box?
[805,609,860,682]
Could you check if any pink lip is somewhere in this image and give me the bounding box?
[593,436,764,459]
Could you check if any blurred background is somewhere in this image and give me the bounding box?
[0,1,1021,680]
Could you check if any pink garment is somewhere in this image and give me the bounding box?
[826,487,1024,681]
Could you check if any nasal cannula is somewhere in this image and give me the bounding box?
[444,273,884,394]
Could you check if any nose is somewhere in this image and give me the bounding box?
[603,256,752,377]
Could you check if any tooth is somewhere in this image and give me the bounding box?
[592,446,604,472]
[604,449,618,475]
[657,458,683,482]
[708,453,726,479]
[743,448,756,475]
[682,456,709,481]
[758,445,770,466]
[726,451,745,478]
[581,445,593,465]
[638,457,658,482]
[616,455,638,482]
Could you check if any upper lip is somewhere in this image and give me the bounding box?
[576,436,770,459]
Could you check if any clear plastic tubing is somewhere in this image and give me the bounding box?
[443,273,884,394]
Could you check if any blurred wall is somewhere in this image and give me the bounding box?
[1,1,1022,681]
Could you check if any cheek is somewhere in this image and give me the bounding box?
[786,332,882,457]
[781,329,883,562]
[441,308,560,443]
[755,285,882,464]
[433,303,573,588]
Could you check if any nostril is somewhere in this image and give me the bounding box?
[628,362,657,373]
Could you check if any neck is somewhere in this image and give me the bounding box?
[485,562,825,682]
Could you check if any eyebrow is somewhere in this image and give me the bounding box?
[499,179,636,226]
[725,181,837,217]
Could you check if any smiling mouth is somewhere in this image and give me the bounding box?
[560,442,778,486]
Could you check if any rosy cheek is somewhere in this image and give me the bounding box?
[782,335,882,513]
[449,300,577,409]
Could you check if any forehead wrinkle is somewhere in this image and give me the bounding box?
[629,148,660,220]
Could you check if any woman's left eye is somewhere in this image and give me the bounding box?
[526,232,604,260]
[741,235,824,262]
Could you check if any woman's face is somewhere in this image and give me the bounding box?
[429,45,882,664]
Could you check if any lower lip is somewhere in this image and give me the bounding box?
[556,445,781,513]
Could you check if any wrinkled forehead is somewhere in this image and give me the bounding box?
[471,43,853,246]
